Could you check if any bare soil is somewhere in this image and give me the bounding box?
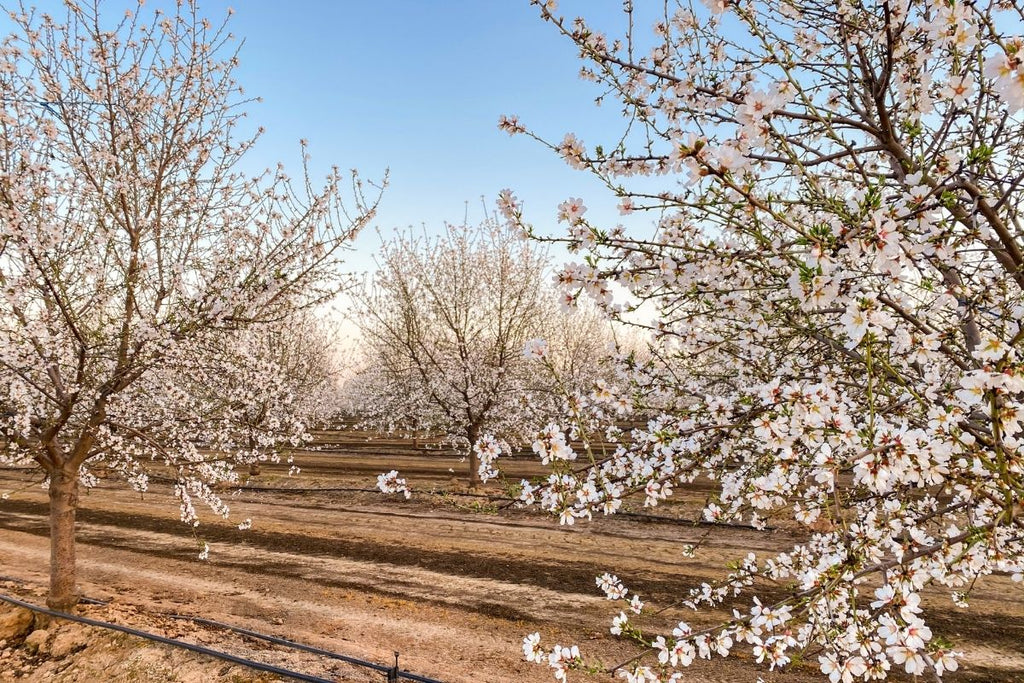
[0,434,1022,682]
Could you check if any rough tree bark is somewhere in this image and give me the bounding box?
[467,423,481,487]
[47,468,80,611]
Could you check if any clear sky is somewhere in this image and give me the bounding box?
[193,0,637,273]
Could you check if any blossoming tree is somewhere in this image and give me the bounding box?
[353,219,551,486]
[498,0,1024,680]
[0,1,378,610]
[354,218,614,487]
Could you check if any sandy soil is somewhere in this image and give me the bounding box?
[0,440,1022,682]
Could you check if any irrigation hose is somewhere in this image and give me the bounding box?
[0,593,442,683]
[166,613,443,683]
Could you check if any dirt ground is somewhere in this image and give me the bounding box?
[0,434,1022,682]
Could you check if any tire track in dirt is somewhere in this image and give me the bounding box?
[0,498,755,608]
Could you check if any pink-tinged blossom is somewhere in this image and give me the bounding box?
[496,188,521,219]
[474,434,507,483]
[557,133,586,169]
[546,643,581,682]
[974,334,1013,363]
[931,649,961,675]
[498,114,526,136]
[985,51,1024,111]
[597,573,628,600]
[524,338,550,360]
[888,645,927,675]
[839,303,869,348]
[629,594,644,614]
[940,74,975,107]
[557,197,587,225]
[955,370,989,407]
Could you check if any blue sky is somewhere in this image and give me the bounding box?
[207,0,636,272]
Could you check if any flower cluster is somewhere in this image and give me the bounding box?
[523,633,583,682]
[532,423,576,464]
[473,434,508,483]
[376,470,411,499]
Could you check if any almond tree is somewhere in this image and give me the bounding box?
[0,1,378,610]
[500,0,1024,680]
[353,219,558,486]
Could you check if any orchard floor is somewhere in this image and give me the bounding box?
[0,440,1022,682]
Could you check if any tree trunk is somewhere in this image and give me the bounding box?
[47,468,80,611]
[467,425,480,487]
[248,435,261,476]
